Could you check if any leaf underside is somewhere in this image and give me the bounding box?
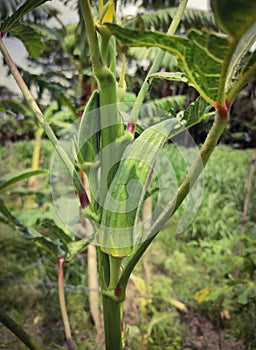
[107,23,230,105]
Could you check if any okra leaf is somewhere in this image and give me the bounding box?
[30,235,66,258]
[66,239,91,261]
[138,95,187,126]
[177,96,213,126]
[212,0,256,40]
[106,23,229,105]
[225,23,256,96]
[148,95,186,113]
[40,219,90,260]
[40,218,73,245]
[0,199,65,258]
[227,45,256,102]
[0,169,48,193]
[149,72,189,85]
[0,0,50,32]
[239,51,256,84]
[0,199,22,227]
[9,23,44,58]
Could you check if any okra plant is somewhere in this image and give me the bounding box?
[0,0,255,349]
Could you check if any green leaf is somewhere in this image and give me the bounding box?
[78,90,101,168]
[106,23,230,105]
[0,169,48,193]
[9,23,44,58]
[137,95,187,127]
[147,313,174,337]
[212,0,256,40]
[128,47,177,71]
[225,23,256,94]
[127,7,217,32]
[40,219,73,245]
[237,282,256,305]
[0,199,66,258]
[177,96,213,126]
[147,95,186,113]
[0,0,50,32]
[195,287,210,303]
[227,49,256,103]
[40,219,90,260]
[66,239,91,261]
[239,50,256,84]
[29,235,65,258]
[149,71,189,84]
[0,199,21,228]
[0,99,33,117]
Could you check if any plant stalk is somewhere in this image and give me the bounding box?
[0,310,42,350]
[58,257,74,350]
[102,295,122,350]
[28,127,44,188]
[130,0,188,124]
[79,0,122,205]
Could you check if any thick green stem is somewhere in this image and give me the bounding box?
[102,295,122,350]
[79,0,122,204]
[130,0,188,123]
[58,258,74,350]
[0,310,42,350]
[98,252,123,348]
[80,0,102,73]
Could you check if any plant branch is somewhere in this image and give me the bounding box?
[80,0,103,73]
[0,310,42,350]
[58,258,74,350]
[129,0,188,124]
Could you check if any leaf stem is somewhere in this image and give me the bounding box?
[58,257,74,350]
[0,310,42,350]
[130,0,188,124]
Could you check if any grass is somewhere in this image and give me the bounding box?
[0,141,255,349]
[0,224,97,350]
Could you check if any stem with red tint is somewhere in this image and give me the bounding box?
[58,257,74,350]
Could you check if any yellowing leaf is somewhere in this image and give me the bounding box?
[195,287,210,303]
[33,316,41,325]
[102,1,114,24]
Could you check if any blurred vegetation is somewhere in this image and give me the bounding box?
[0,142,255,349]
